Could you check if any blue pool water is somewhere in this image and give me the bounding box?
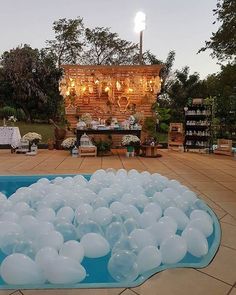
[0,174,221,289]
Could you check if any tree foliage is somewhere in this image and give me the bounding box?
[0,45,63,121]
[80,27,138,65]
[199,0,236,61]
[164,67,207,121]
[205,63,236,138]
[46,17,84,67]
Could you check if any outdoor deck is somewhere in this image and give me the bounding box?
[0,149,236,295]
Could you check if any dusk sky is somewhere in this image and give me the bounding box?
[0,0,220,78]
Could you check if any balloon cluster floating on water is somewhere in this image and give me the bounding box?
[0,169,214,285]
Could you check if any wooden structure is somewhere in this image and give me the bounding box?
[168,123,184,150]
[60,65,163,129]
[214,139,233,156]
[79,146,97,157]
[141,145,162,157]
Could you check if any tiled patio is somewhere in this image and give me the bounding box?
[0,149,236,295]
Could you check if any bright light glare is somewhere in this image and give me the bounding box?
[134,11,146,33]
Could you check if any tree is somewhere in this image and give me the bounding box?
[0,45,63,121]
[46,17,84,67]
[205,63,236,138]
[199,0,236,61]
[80,27,138,65]
[165,67,207,121]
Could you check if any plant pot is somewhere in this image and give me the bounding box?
[127,146,134,153]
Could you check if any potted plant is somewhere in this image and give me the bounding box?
[22,132,42,151]
[47,138,55,150]
[61,137,77,154]
[93,138,112,156]
[122,135,141,157]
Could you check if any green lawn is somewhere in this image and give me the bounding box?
[15,122,54,143]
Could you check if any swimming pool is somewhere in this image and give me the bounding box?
[0,174,221,289]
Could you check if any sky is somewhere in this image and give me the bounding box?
[0,0,221,78]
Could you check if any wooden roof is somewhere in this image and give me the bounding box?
[61,64,163,76]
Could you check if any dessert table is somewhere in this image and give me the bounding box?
[0,127,21,148]
[76,129,141,146]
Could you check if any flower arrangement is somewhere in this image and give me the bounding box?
[80,113,92,125]
[133,112,144,124]
[8,116,17,123]
[61,137,76,149]
[122,135,140,147]
[22,132,42,144]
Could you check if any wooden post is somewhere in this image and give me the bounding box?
[139,31,143,65]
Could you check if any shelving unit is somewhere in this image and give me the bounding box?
[184,101,212,153]
[168,123,184,151]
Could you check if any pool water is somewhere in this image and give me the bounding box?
[0,174,221,289]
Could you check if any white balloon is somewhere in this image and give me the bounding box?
[13,202,30,215]
[160,235,187,264]
[108,250,139,282]
[124,218,139,234]
[139,212,156,228]
[121,193,137,205]
[129,229,156,252]
[35,222,54,237]
[162,188,178,199]
[164,207,189,230]
[190,210,213,225]
[59,240,84,263]
[57,206,74,223]
[81,233,110,258]
[110,202,126,215]
[76,220,103,239]
[152,192,173,210]
[105,222,127,248]
[0,192,7,202]
[93,207,112,226]
[44,256,86,284]
[182,227,208,257]
[0,253,45,285]
[36,230,64,251]
[137,246,162,274]
[75,204,93,224]
[186,218,213,237]
[147,222,175,246]
[181,191,198,204]
[35,247,59,270]
[144,203,162,220]
[36,208,56,222]
[0,221,23,246]
[0,212,19,223]
[158,216,178,233]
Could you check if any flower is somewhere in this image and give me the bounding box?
[80,113,92,124]
[8,116,17,122]
[122,135,140,146]
[61,137,76,149]
[22,132,42,144]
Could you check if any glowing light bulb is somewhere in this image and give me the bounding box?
[134,12,146,33]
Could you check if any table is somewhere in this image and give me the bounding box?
[76,129,141,146]
[0,127,21,148]
[141,145,162,158]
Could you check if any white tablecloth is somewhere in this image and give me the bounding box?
[0,127,21,148]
